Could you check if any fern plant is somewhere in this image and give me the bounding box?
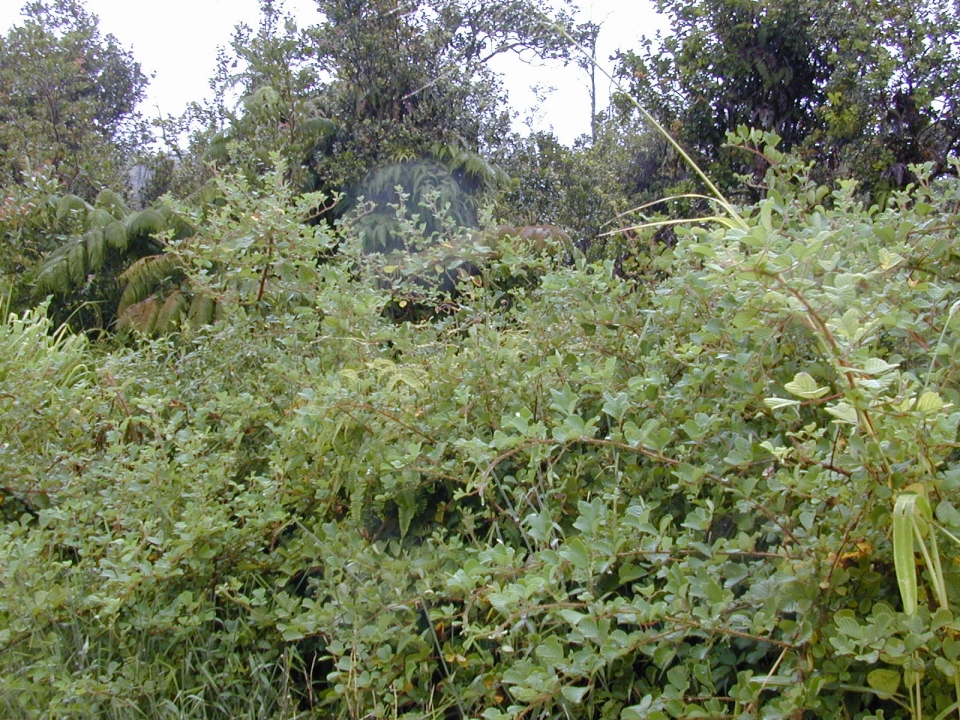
[31,188,198,333]
[348,146,509,253]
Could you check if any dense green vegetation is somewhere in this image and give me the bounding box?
[2,1,960,719]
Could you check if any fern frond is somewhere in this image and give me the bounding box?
[104,220,128,250]
[117,254,183,315]
[124,208,167,238]
[115,296,159,334]
[66,242,87,286]
[154,290,188,334]
[243,85,281,115]
[95,189,129,217]
[187,293,216,325]
[56,194,90,222]
[203,132,230,164]
[350,483,366,527]
[155,205,195,239]
[196,182,224,207]
[301,116,338,147]
[35,243,77,294]
[84,228,106,272]
[431,142,457,163]
[86,208,115,230]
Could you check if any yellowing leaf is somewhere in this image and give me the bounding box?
[878,248,905,270]
[917,391,945,414]
[764,397,801,410]
[825,402,858,424]
[784,372,829,399]
[866,668,900,697]
[859,358,900,375]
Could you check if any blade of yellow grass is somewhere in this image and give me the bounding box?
[546,21,748,232]
[893,493,923,615]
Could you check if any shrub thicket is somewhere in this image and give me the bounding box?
[3,151,960,720]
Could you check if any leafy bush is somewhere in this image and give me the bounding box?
[3,154,960,719]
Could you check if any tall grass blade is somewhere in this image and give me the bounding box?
[894,493,922,615]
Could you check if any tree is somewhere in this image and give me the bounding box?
[307,0,575,184]
[815,0,960,191]
[0,0,149,200]
[187,0,576,250]
[616,0,960,196]
[0,1,160,325]
[188,1,337,197]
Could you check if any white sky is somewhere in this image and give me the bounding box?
[0,0,666,145]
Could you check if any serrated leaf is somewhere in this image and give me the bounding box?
[784,372,829,399]
[835,614,861,636]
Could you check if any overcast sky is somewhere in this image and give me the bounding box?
[0,0,666,145]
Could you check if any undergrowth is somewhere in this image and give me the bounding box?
[2,152,960,719]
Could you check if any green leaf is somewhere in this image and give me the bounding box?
[936,501,960,528]
[917,391,946,414]
[559,538,590,570]
[893,494,923,615]
[732,308,760,329]
[764,397,801,410]
[866,668,900,697]
[549,385,580,416]
[535,637,565,665]
[396,490,417,539]
[834,612,861,637]
[878,248,904,270]
[784,372,829,399]
[602,391,630,423]
[859,358,900,375]
[561,685,589,704]
[825,402,858,424]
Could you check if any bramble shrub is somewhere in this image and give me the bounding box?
[2,154,960,719]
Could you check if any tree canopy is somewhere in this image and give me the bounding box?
[616,0,960,198]
[0,0,149,200]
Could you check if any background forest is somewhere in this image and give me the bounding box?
[2,0,960,718]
